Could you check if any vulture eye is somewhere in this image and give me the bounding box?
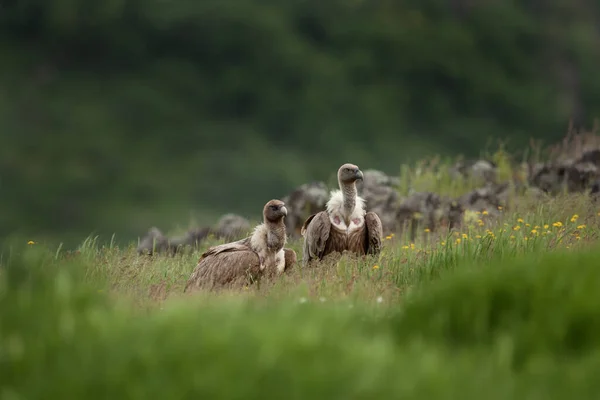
[270,205,278,210]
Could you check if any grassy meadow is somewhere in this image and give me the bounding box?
[2,149,600,398]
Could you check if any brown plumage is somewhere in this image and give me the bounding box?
[301,163,383,266]
[184,199,297,292]
[283,248,297,272]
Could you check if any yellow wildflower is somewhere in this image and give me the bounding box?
[576,236,581,240]
[27,240,35,245]
[482,210,489,215]
[570,214,579,222]
[525,223,531,227]
[513,225,520,231]
[424,228,430,233]
[544,224,549,229]
[456,238,461,244]
[552,222,563,228]
[517,218,524,223]
[534,225,540,229]
[530,229,538,235]
[524,237,529,241]
[410,243,416,250]
[385,235,392,240]
[373,265,380,270]
[441,241,446,246]
[577,225,586,230]
[477,219,484,226]
[402,245,409,250]
[475,235,482,239]
[497,206,503,210]
[510,235,515,240]
[462,233,468,239]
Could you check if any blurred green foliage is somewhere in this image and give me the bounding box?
[3,239,600,397]
[1,0,599,246]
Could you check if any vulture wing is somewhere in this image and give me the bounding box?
[184,239,261,292]
[301,211,331,266]
[364,211,383,256]
[283,248,297,272]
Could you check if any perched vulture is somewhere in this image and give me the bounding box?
[301,163,383,266]
[184,199,296,292]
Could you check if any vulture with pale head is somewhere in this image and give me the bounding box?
[301,163,383,266]
[184,199,296,292]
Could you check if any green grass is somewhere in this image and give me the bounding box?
[2,186,600,397]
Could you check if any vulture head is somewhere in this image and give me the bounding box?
[338,163,364,185]
[263,199,288,223]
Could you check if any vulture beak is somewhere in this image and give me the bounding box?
[355,169,364,181]
[281,206,288,216]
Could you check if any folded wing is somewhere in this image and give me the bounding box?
[301,211,331,265]
[364,211,383,255]
[184,239,261,292]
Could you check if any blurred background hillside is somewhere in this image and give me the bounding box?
[1,0,600,247]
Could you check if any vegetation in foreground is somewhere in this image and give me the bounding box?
[2,190,600,398]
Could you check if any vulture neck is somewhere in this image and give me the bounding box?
[339,180,357,223]
[264,218,287,250]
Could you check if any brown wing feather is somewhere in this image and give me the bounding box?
[202,237,252,257]
[300,213,317,236]
[283,248,297,272]
[301,211,331,266]
[364,211,383,256]
[184,240,261,292]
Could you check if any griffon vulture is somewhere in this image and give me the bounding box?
[184,199,296,292]
[301,163,383,266]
